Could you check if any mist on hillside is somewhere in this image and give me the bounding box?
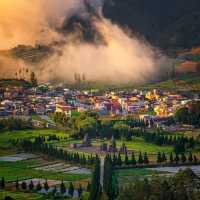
[0,0,170,84]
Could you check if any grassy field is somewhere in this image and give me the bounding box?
[0,129,68,155]
[115,168,161,185]
[115,168,156,177]
[0,191,45,200]
[0,160,90,182]
[91,138,173,154]
[115,167,170,185]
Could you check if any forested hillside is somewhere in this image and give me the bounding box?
[103,0,200,52]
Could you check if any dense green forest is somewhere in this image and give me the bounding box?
[103,0,200,52]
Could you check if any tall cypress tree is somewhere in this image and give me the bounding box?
[138,152,144,164]
[125,153,129,165]
[181,153,187,163]
[104,155,119,200]
[144,152,149,164]
[78,184,83,198]
[157,152,162,163]
[188,152,193,163]
[0,177,5,189]
[89,157,101,200]
[15,178,19,190]
[60,180,66,194]
[29,180,34,191]
[117,153,122,166]
[44,179,49,192]
[68,182,74,197]
[36,182,42,191]
[131,152,137,165]
[170,152,174,163]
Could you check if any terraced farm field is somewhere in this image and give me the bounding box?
[0,156,91,182]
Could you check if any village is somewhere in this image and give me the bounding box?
[0,82,199,131]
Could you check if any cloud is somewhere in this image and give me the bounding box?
[0,0,169,84]
[38,18,158,83]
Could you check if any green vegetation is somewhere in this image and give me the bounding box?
[0,160,90,182]
[115,168,155,177]
[118,168,200,200]
[0,191,45,200]
[0,129,67,155]
[90,138,173,154]
[116,138,173,154]
[175,101,200,126]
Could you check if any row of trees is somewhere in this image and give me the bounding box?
[20,137,97,166]
[54,111,147,140]
[141,130,196,153]
[1,177,83,198]
[14,67,37,87]
[104,152,198,167]
[66,112,197,154]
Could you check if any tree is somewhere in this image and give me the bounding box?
[181,153,187,163]
[78,184,83,198]
[144,152,149,164]
[194,155,198,164]
[104,156,113,198]
[160,180,173,200]
[44,179,49,192]
[0,177,5,189]
[175,154,180,164]
[125,153,129,165]
[52,186,57,196]
[15,178,19,190]
[89,157,101,200]
[68,182,74,197]
[60,180,66,194]
[117,153,122,166]
[36,182,42,191]
[170,152,174,163]
[175,107,189,124]
[87,182,91,192]
[138,152,143,164]
[161,152,167,163]
[131,152,137,165]
[30,71,37,87]
[188,152,193,163]
[21,181,27,190]
[157,152,162,163]
[29,180,34,191]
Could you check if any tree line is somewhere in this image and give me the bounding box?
[118,168,200,200]
[20,137,97,167]
[0,177,84,198]
[104,151,198,167]
[57,111,197,154]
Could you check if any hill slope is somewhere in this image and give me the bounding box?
[103,0,200,52]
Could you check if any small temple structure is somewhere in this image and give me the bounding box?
[100,135,128,154]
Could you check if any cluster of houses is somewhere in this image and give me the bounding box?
[0,85,199,125]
